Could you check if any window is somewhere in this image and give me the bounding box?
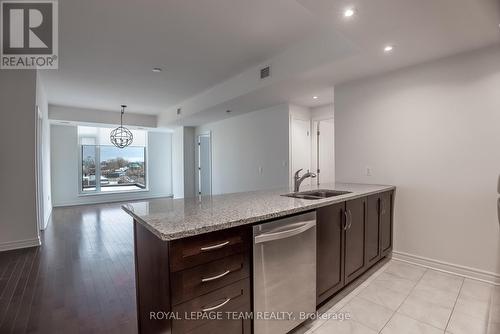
[81,145,97,192]
[79,126,147,194]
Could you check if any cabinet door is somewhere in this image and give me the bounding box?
[365,194,381,268]
[316,202,345,305]
[344,197,367,284]
[380,191,393,256]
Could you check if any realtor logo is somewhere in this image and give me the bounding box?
[1,0,58,69]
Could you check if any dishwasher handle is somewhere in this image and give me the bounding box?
[254,220,315,244]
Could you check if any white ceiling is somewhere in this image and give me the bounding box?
[41,0,500,120]
[42,0,318,114]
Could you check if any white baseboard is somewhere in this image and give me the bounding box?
[53,193,173,207]
[392,251,500,286]
[0,237,41,252]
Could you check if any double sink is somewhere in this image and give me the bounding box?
[283,189,351,200]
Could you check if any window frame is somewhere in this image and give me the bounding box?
[78,134,149,196]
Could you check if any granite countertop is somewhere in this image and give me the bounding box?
[122,183,395,241]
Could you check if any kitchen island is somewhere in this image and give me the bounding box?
[123,183,395,334]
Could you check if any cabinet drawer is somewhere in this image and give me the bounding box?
[172,278,251,333]
[171,253,250,305]
[170,227,250,272]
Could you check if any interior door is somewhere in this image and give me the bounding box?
[380,191,393,256]
[291,118,311,183]
[316,202,345,305]
[317,119,335,185]
[344,197,367,284]
[197,134,212,196]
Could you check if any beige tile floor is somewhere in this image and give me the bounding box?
[293,259,500,334]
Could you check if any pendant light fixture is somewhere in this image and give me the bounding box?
[110,105,133,148]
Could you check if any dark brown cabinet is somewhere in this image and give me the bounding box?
[134,223,252,334]
[365,191,395,266]
[133,189,394,332]
[365,195,381,268]
[316,202,345,304]
[379,191,394,256]
[316,191,394,306]
[344,197,367,284]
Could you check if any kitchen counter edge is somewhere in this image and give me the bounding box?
[122,184,396,241]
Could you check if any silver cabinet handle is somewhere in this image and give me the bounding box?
[380,199,386,215]
[201,270,231,282]
[343,210,349,230]
[200,241,230,252]
[347,209,353,230]
[254,220,315,244]
[201,298,231,312]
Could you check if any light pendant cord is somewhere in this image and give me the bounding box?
[121,105,126,127]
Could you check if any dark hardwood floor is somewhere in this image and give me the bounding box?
[0,203,137,334]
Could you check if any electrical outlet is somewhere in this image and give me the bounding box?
[366,167,372,176]
[258,166,263,174]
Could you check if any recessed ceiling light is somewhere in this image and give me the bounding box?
[344,7,355,18]
[152,67,163,73]
[313,96,318,99]
[384,45,394,53]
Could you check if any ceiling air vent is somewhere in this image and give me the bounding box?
[260,65,271,79]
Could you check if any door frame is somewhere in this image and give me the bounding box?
[196,132,212,196]
[35,106,44,232]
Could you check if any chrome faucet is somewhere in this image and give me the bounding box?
[293,169,317,192]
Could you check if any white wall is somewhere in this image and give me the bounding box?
[335,45,500,278]
[148,131,174,198]
[172,127,185,198]
[0,71,40,251]
[183,127,196,198]
[50,125,173,206]
[171,126,196,198]
[311,103,334,121]
[289,104,311,120]
[196,104,290,195]
[36,74,52,229]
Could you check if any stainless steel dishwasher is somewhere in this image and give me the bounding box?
[253,211,316,334]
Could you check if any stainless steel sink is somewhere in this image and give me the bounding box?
[282,189,351,200]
